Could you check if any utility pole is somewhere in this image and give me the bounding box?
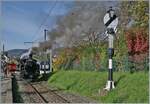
[43,29,48,74]
[50,47,52,72]
[2,44,4,54]
[44,29,53,73]
[44,29,47,42]
[103,7,118,91]
[24,42,34,45]
[24,42,34,44]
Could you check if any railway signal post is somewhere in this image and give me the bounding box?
[103,7,118,91]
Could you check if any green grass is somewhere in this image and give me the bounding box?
[47,70,149,103]
[12,76,24,103]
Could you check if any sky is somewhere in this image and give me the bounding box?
[1,1,74,51]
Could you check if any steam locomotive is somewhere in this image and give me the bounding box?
[20,49,40,80]
[19,48,51,81]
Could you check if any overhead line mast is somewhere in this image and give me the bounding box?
[32,0,58,43]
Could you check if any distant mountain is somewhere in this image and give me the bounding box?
[6,49,28,58]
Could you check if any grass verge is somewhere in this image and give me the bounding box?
[48,70,148,103]
[12,75,24,103]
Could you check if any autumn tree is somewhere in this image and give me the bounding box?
[120,1,149,30]
[119,1,149,71]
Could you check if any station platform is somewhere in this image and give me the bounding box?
[1,76,13,103]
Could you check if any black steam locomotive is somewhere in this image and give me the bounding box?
[20,53,40,80]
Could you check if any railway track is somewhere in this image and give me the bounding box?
[46,86,70,103]
[13,72,96,103]
[14,73,70,103]
[27,82,48,103]
[31,82,70,103]
[27,81,70,103]
[12,73,47,103]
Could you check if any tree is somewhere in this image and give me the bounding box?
[120,1,149,30]
[114,1,149,71]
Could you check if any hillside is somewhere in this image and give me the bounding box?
[6,49,28,58]
[48,70,149,103]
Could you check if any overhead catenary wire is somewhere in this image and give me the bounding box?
[32,1,75,44]
[31,0,58,43]
[33,1,75,49]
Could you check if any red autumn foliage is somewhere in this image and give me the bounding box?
[125,28,148,62]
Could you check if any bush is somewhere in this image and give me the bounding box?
[53,28,149,72]
[54,43,107,71]
[125,28,148,71]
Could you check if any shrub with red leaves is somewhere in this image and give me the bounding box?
[125,28,148,62]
